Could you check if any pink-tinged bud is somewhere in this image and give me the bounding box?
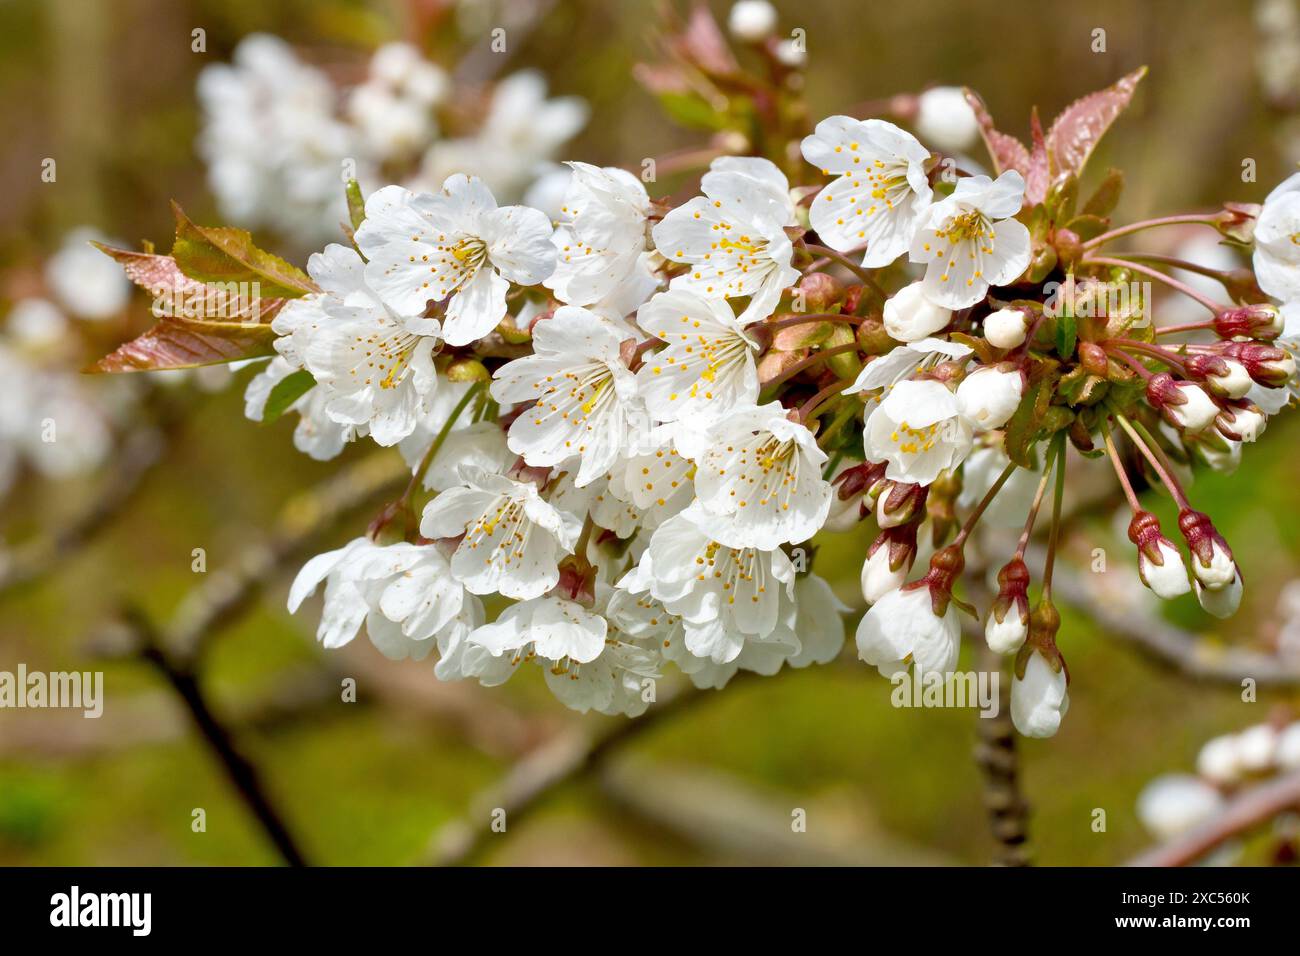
[1127,511,1191,600]
[796,271,845,314]
[1184,354,1253,399]
[861,524,919,603]
[833,460,888,501]
[1223,342,1296,387]
[1078,341,1110,377]
[986,557,1030,653]
[1146,373,1220,432]
[1177,509,1237,592]
[555,555,598,607]
[1215,404,1267,443]
[875,481,927,528]
[1213,304,1283,341]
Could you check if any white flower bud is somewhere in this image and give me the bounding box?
[1010,650,1069,738]
[727,0,778,41]
[1192,541,1237,590]
[883,281,953,343]
[1136,774,1224,841]
[1170,383,1220,433]
[985,609,1027,654]
[1206,359,1254,399]
[982,307,1029,349]
[1196,733,1243,785]
[1138,540,1191,600]
[1235,724,1278,772]
[1276,722,1300,770]
[914,86,980,154]
[956,367,1024,430]
[1223,407,1267,443]
[861,548,907,604]
[774,38,806,67]
[1196,573,1242,618]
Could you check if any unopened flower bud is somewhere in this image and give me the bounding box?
[1235,724,1278,772]
[1223,341,1296,387]
[774,37,806,67]
[861,524,918,603]
[795,271,844,315]
[1185,354,1253,399]
[883,281,952,343]
[1011,609,1069,739]
[986,557,1030,654]
[1147,373,1220,433]
[1178,508,1237,591]
[1196,734,1242,784]
[1195,573,1242,618]
[914,86,980,154]
[875,481,926,528]
[727,0,778,42]
[1215,404,1267,443]
[1128,511,1191,600]
[956,366,1024,430]
[1214,303,1284,340]
[982,307,1029,349]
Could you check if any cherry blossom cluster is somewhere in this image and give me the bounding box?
[92,17,1300,738]
[1137,717,1300,857]
[198,35,586,246]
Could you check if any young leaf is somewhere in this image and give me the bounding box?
[170,201,318,298]
[87,243,286,373]
[1025,107,1050,205]
[262,368,316,423]
[90,317,277,372]
[1082,168,1124,217]
[963,88,1030,178]
[1045,67,1147,180]
[345,179,366,232]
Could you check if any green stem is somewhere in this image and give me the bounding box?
[403,381,484,503]
[1041,433,1068,602]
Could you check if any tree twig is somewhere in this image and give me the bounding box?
[426,674,755,866]
[123,605,309,867]
[1127,769,1300,866]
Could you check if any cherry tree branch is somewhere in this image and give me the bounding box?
[1127,769,1300,866]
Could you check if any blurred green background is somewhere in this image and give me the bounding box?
[2,0,1299,866]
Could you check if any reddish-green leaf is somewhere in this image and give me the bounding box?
[87,243,285,373]
[1045,67,1147,180]
[963,88,1029,178]
[170,201,317,299]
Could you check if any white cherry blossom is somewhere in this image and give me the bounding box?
[545,162,652,307]
[863,378,973,485]
[1252,171,1300,302]
[855,585,959,676]
[490,306,641,487]
[691,403,832,549]
[635,289,761,424]
[355,177,556,346]
[801,116,933,267]
[419,465,581,600]
[652,157,800,324]
[908,170,1031,309]
[1010,648,1070,738]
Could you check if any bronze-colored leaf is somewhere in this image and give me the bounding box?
[170,201,318,299]
[1045,67,1147,180]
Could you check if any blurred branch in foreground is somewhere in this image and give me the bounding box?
[427,675,757,866]
[1127,768,1300,866]
[0,409,174,597]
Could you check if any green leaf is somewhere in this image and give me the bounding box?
[262,369,316,423]
[1082,168,1124,217]
[1003,366,1058,468]
[1063,214,1109,241]
[346,179,366,232]
[170,201,317,299]
[656,92,729,132]
[1055,312,1077,359]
